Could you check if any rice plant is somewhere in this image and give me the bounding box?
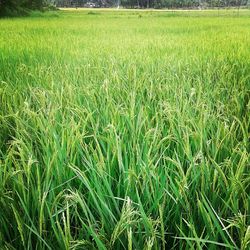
[0,9,249,249]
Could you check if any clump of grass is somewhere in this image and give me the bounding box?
[0,9,249,250]
[87,11,100,15]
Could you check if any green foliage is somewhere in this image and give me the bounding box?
[0,9,250,249]
[0,0,44,16]
[55,0,249,8]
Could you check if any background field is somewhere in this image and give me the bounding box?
[0,9,249,249]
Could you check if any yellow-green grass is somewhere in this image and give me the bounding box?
[0,10,249,249]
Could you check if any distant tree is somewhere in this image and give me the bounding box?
[2,0,249,15]
[0,0,45,16]
[24,0,44,9]
[0,0,24,16]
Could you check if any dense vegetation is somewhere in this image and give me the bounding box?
[0,0,44,16]
[1,0,249,16]
[0,9,250,250]
[55,0,250,9]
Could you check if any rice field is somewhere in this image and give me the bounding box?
[0,9,250,249]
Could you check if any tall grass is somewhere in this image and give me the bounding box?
[0,10,249,249]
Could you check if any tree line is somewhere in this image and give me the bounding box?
[0,0,249,16]
[55,0,249,9]
[0,0,47,16]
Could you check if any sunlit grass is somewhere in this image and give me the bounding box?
[0,10,249,249]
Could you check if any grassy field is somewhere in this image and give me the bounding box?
[0,9,250,249]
